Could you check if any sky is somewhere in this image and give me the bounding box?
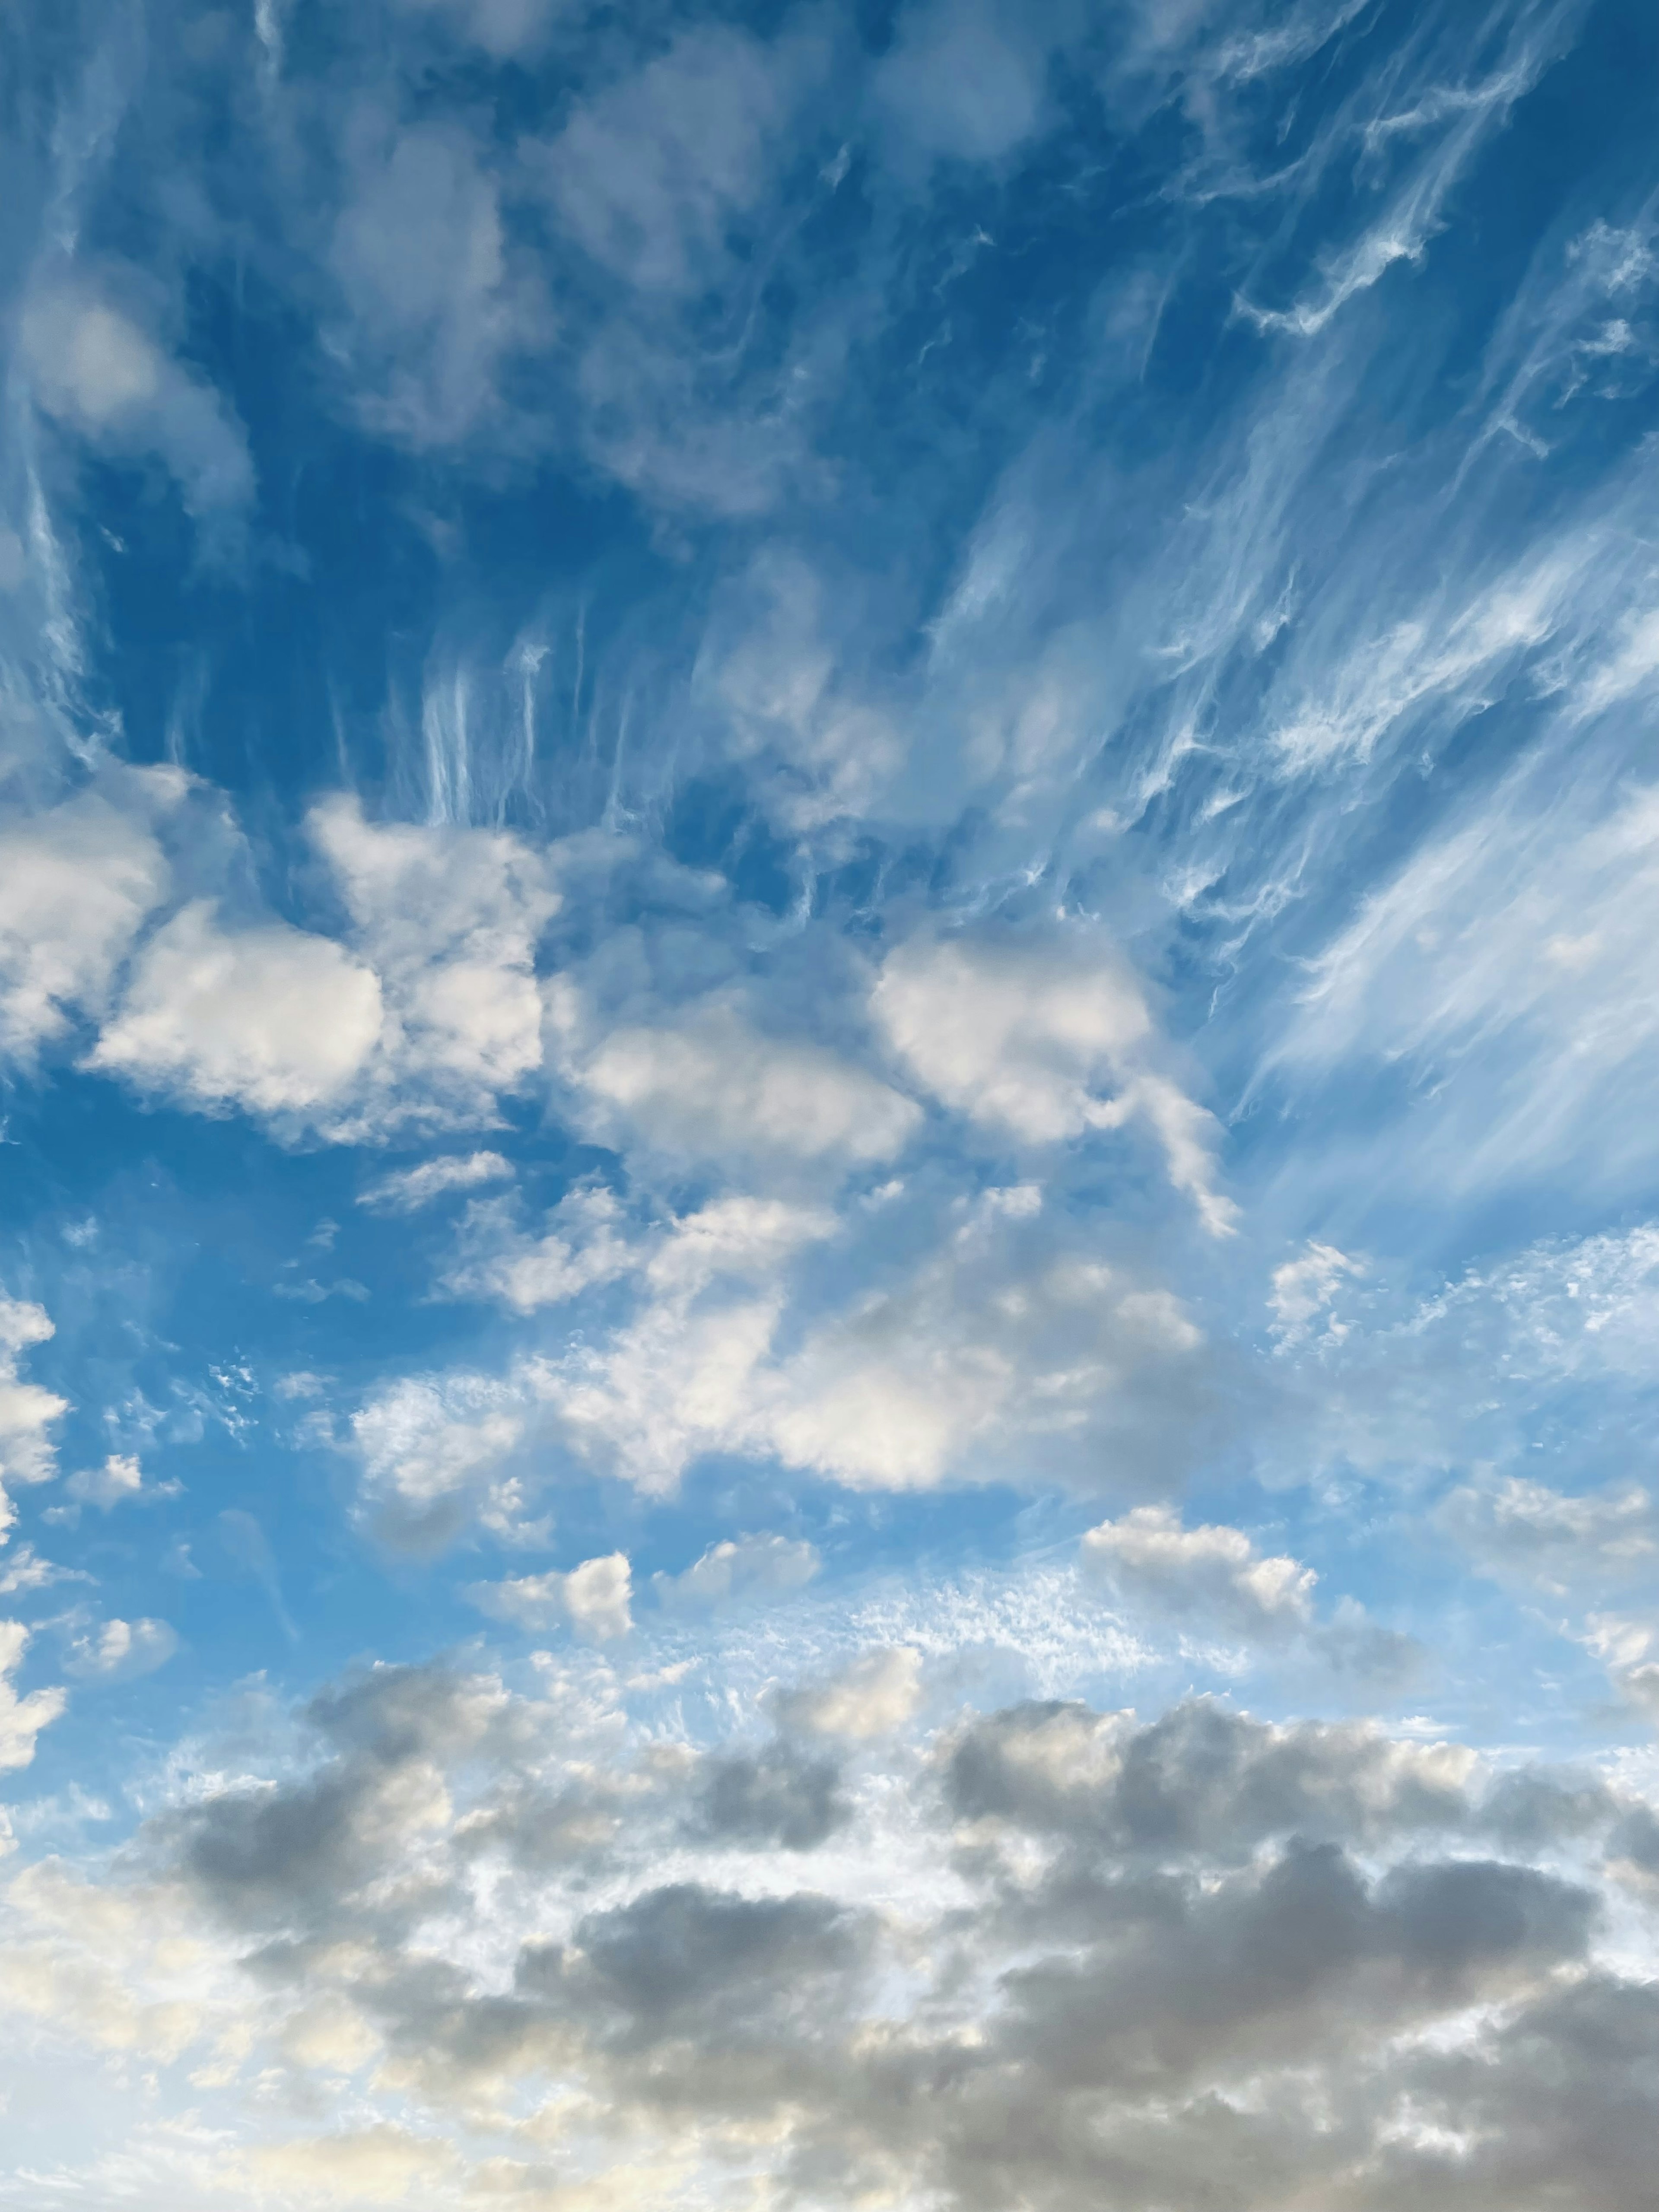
[1,0,1659,2203]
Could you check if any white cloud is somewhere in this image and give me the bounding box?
[874,0,1049,166]
[1270,1240,1367,1344]
[543,26,798,296]
[572,1002,921,1170]
[775,1646,923,1739]
[87,899,384,1116]
[358,1150,513,1212]
[873,934,1236,1232]
[63,1616,179,1683]
[0,1298,68,1545]
[0,778,177,1063]
[57,1452,181,1516]
[392,0,570,60]
[1081,1504,1318,1638]
[439,1183,636,1313]
[309,794,558,1122]
[22,283,254,528]
[1442,1475,1659,1595]
[655,1532,822,1611]
[349,1371,528,1551]
[470,1552,633,1641]
[327,122,543,446]
[1583,1614,1659,1721]
[0,1620,64,1770]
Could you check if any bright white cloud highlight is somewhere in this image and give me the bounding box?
[873,934,1236,1232]
[0,1620,64,1770]
[0,1298,67,1545]
[88,901,384,1116]
[470,1552,633,1640]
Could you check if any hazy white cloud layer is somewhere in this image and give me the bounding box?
[1,0,1658,2204]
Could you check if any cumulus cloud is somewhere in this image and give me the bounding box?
[62,1615,179,1682]
[57,1452,181,1517]
[349,1182,1211,1525]
[1081,1503,1318,1637]
[0,1297,67,1543]
[1441,1474,1659,1595]
[0,1620,64,1770]
[0,776,177,1063]
[309,793,559,1125]
[437,1182,637,1313]
[347,1370,528,1551]
[87,899,384,1117]
[654,1531,822,1611]
[470,1551,634,1641]
[22,282,254,533]
[3,1660,1643,2212]
[775,1645,923,1740]
[873,934,1236,1232]
[1270,1239,1367,1343]
[569,1002,922,1172]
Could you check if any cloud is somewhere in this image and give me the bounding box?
[470,1552,634,1642]
[541,25,801,297]
[5,1654,1634,2212]
[357,1149,513,1212]
[0,1297,68,1544]
[1441,1475,1659,1595]
[0,1620,65,1770]
[62,1615,179,1683]
[21,280,254,532]
[1269,1239,1367,1343]
[1081,1503,1318,1637]
[437,1182,637,1313]
[695,1740,848,1851]
[873,934,1236,1232]
[86,899,384,1117]
[348,1371,528,1551]
[326,121,545,446]
[873,0,1051,167]
[775,1645,923,1740]
[570,1003,922,1171]
[0,775,178,1064]
[654,1532,822,1611]
[58,1452,181,1516]
[309,793,559,1123]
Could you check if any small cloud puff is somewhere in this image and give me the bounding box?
[470,1552,633,1642]
[62,1615,179,1683]
[0,1297,68,1542]
[1081,1504,1318,1637]
[774,1646,923,1740]
[22,282,254,537]
[655,1532,822,1611]
[873,933,1237,1233]
[0,1620,65,1770]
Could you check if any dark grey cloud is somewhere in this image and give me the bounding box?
[694,1740,850,1851]
[100,1663,1656,2211]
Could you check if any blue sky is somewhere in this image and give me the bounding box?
[3,0,1659,2204]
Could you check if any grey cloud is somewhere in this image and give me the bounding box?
[43,1663,1649,2211]
[522,1881,867,2056]
[944,1696,1480,1860]
[694,1740,849,1851]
